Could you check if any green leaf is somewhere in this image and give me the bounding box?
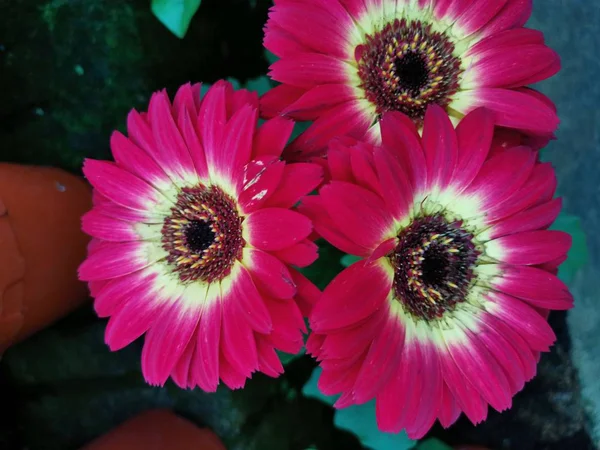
[550,211,589,284]
[244,76,274,96]
[151,0,202,39]
[302,368,416,450]
[340,254,361,267]
[414,438,453,450]
[291,121,312,142]
[277,348,305,366]
[264,49,279,65]
[299,241,344,290]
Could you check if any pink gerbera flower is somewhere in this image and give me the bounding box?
[300,105,573,438]
[263,0,560,160]
[79,81,322,391]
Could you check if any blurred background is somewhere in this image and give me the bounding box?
[0,0,598,449]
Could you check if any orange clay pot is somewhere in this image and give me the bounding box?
[80,409,227,450]
[0,163,92,352]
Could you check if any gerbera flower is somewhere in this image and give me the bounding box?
[262,0,560,160]
[300,105,573,438]
[79,81,322,391]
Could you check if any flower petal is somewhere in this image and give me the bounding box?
[245,208,312,251]
[272,239,318,267]
[265,163,324,209]
[253,116,295,159]
[141,301,200,386]
[310,260,392,332]
[451,88,559,134]
[485,230,571,265]
[243,248,296,299]
[492,265,574,310]
[320,181,394,250]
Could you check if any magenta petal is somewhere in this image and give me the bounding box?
[269,2,353,59]
[219,351,248,389]
[245,248,296,299]
[473,315,527,394]
[454,0,508,36]
[286,102,372,156]
[493,265,573,310]
[179,106,209,180]
[272,239,318,267]
[466,44,559,89]
[192,302,221,392]
[172,82,200,121]
[439,350,488,425]
[320,181,394,250]
[264,24,308,58]
[239,159,285,213]
[458,88,559,134]
[289,268,321,317]
[328,141,355,182]
[311,260,392,332]
[227,87,259,117]
[256,337,284,377]
[379,111,427,191]
[284,84,357,117]
[446,327,513,412]
[352,319,403,404]
[265,163,324,209]
[489,198,562,239]
[375,336,420,432]
[253,116,295,159]
[264,296,305,354]
[486,292,556,351]
[198,81,227,166]
[480,0,533,36]
[487,230,571,265]
[83,159,162,212]
[486,162,557,221]
[82,210,139,242]
[149,91,197,180]
[319,310,386,361]
[483,312,538,382]
[104,296,158,351]
[464,146,536,212]
[230,266,273,334]
[438,383,462,428]
[88,279,109,299]
[217,104,257,183]
[79,242,157,281]
[373,147,413,220]
[421,104,458,190]
[299,196,370,256]
[407,343,444,439]
[94,273,150,318]
[453,108,494,191]
[367,238,397,263]
[269,53,350,88]
[246,208,312,251]
[171,337,196,389]
[259,84,306,119]
[110,131,169,188]
[221,297,258,377]
[350,146,381,195]
[141,303,200,386]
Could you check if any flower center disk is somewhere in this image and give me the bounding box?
[162,185,244,283]
[355,18,462,121]
[390,214,479,320]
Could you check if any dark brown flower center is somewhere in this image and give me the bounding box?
[355,18,462,122]
[389,214,478,320]
[162,185,244,283]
